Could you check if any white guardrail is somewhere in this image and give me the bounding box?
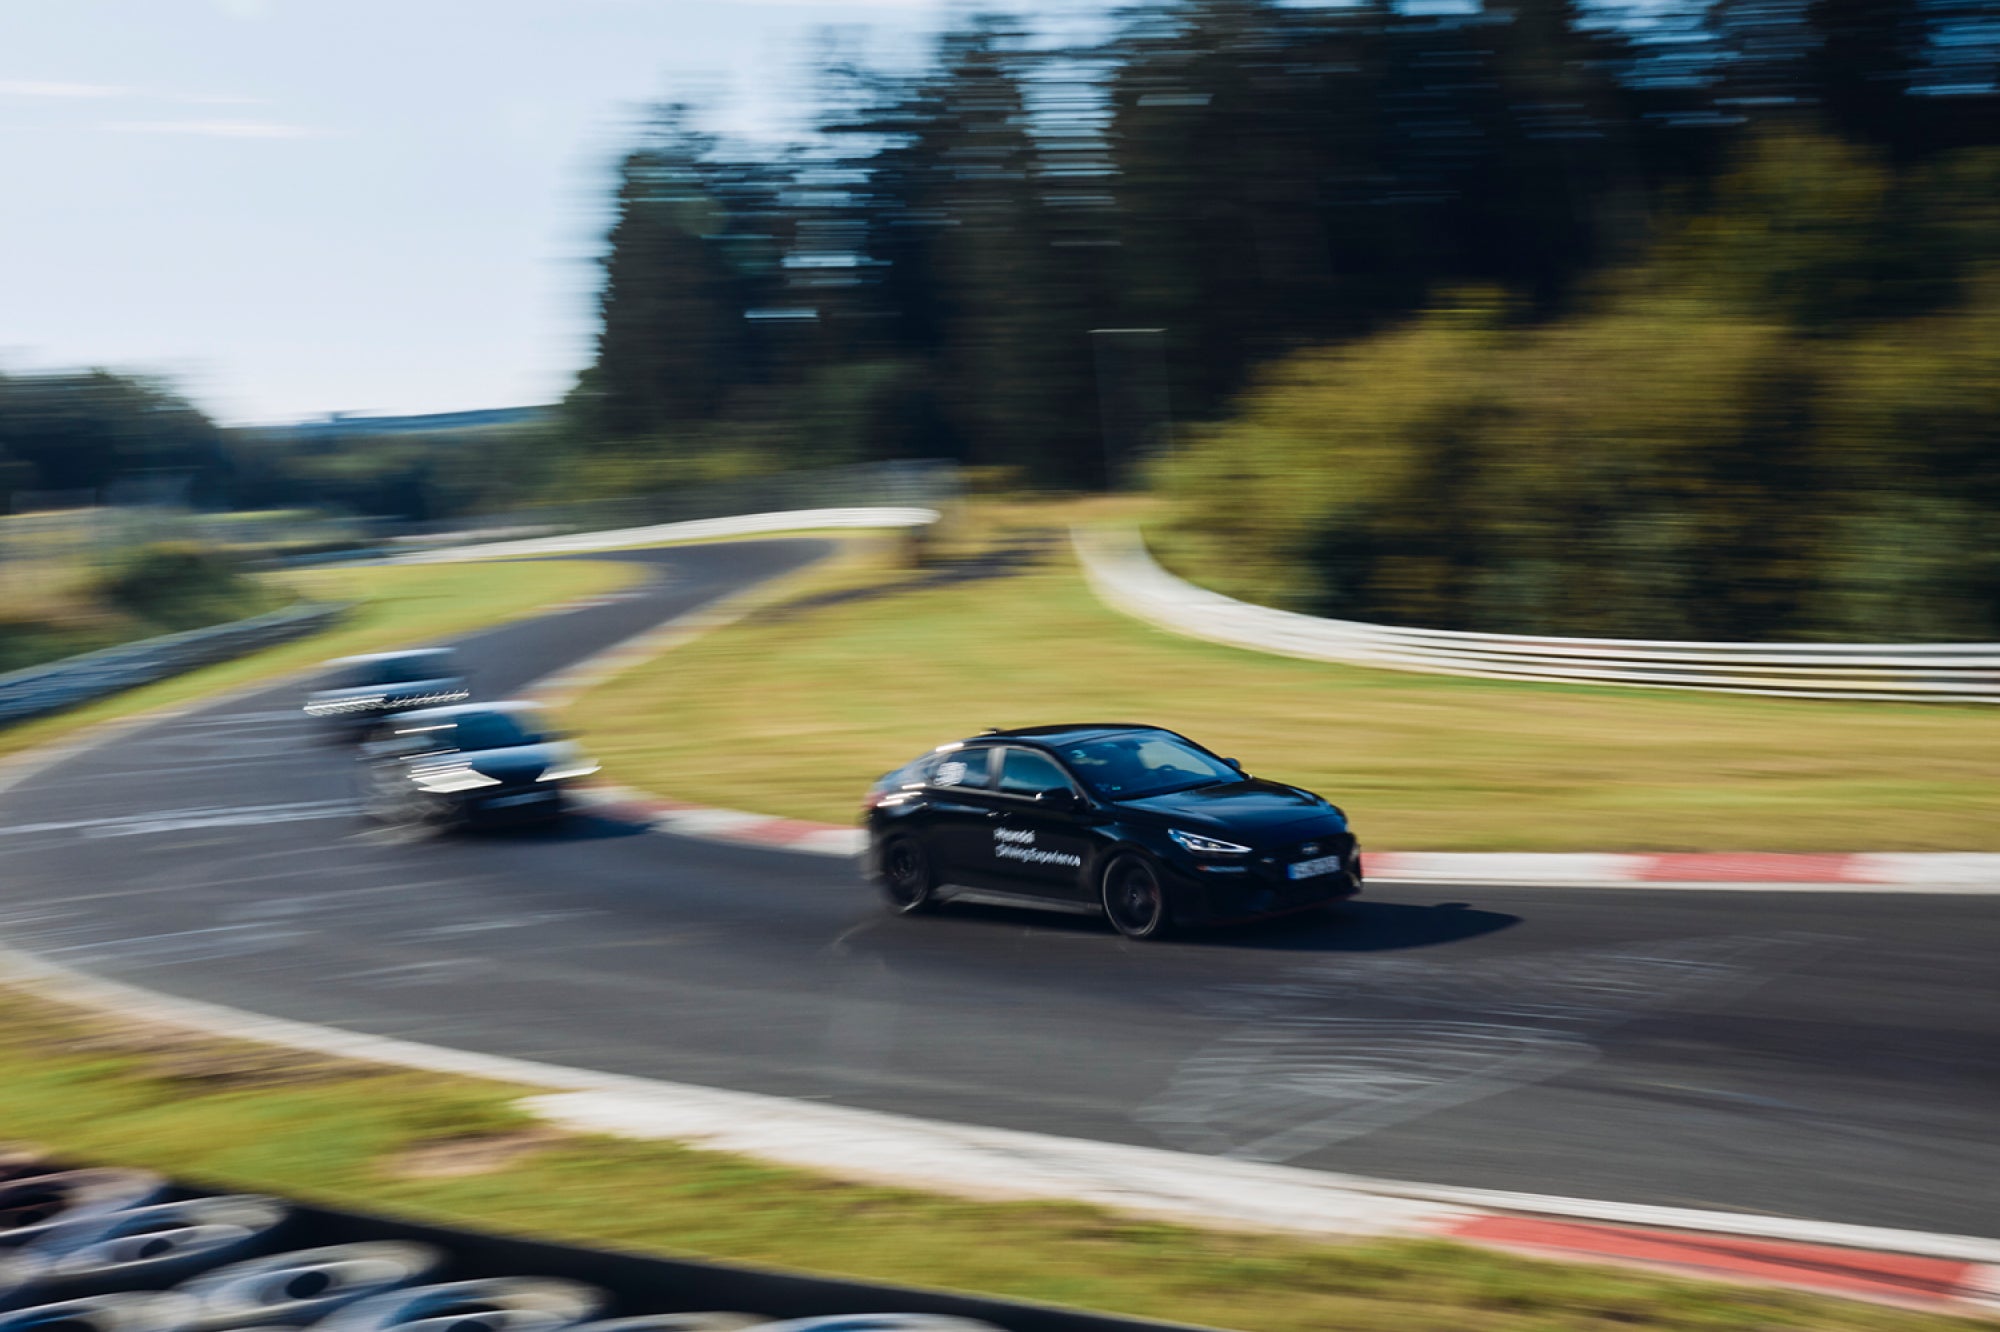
[386,506,941,564]
[1074,527,2000,703]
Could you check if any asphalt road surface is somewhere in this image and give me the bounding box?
[1,539,1995,1238]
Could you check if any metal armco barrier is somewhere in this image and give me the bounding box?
[0,605,346,730]
[1075,528,2000,703]
[0,1162,1200,1332]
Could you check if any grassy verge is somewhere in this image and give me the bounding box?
[564,500,2000,851]
[0,557,641,766]
[0,542,283,674]
[0,983,1982,1332]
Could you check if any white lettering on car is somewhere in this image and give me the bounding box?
[992,827,1082,868]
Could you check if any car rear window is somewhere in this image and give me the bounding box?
[347,656,452,688]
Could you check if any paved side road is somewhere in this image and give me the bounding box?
[0,538,1995,1279]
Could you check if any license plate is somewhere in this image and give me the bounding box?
[488,792,553,808]
[1287,854,1345,880]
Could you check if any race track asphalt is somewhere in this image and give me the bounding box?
[0,538,1995,1238]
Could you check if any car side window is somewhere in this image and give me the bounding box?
[997,747,1074,797]
[929,747,992,790]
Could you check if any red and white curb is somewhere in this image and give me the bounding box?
[573,786,2000,893]
[1432,1214,2000,1311]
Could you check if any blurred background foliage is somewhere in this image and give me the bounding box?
[1152,129,2000,639]
[5,0,2000,640]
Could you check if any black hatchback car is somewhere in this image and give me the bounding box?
[863,724,1361,938]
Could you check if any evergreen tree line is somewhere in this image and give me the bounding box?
[569,0,2000,501]
[0,372,552,524]
[0,371,230,511]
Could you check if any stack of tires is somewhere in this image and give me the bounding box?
[0,1162,1036,1332]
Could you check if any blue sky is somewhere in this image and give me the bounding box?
[0,0,948,424]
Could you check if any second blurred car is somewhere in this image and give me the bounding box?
[305,649,470,741]
[360,702,598,829]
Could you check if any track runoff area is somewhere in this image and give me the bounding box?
[0,531,1995,1313]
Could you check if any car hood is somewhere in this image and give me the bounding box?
[1116,779,1346,840]
[413,742,572,785]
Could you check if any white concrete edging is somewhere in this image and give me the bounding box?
[390,507,940,565]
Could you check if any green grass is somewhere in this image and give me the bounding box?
[0,985,1983,1332]
[0,556,642,765]
[564,502,2000,851]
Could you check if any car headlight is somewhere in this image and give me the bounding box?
[1168,828,1251,855]
[538,757,600,783]
[410,764,500,794]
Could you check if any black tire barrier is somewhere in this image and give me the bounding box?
[0,1175,169,1252]
[313,1278,604,1332]
[0,1254,52,1310]
[0,1291,199,1332]
[176,1242,443,1331]
[0,1174,1190,1332]
[567,1317,768,1332]
[25,1198,288,1299]
[744,1312,1008,1320]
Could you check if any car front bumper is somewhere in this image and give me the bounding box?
[1165,848,1363,926]
[458,786,567,825]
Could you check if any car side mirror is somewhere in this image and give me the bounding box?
[1036,787,1083,812]
[1224,757,1244,772]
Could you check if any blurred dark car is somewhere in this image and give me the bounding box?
[304,649,470,740]
[359,701,598,829]
[863,723,1361,939]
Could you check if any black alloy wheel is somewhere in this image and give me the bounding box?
[1103,854,1169,940]
[880,836,935,913]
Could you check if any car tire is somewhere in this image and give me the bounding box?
[878,836,935,914]
[1102,854,1170,940]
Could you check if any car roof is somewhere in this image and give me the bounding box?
[966,723,1167,747]
[390,700,542,725]
[328,647,457,667]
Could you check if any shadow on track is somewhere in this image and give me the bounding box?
[934,898,1519,952]
[1200,898,1520,951]
[460,812,652,843]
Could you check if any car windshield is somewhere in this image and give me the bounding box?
[352,656,451,687]
[1056,730,1240,799]
[445,712,541,751]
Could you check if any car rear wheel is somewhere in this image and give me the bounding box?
[879,836,935,914]
[1102,854,1170,940]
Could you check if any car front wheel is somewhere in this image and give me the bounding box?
[1102,853,1170,940]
